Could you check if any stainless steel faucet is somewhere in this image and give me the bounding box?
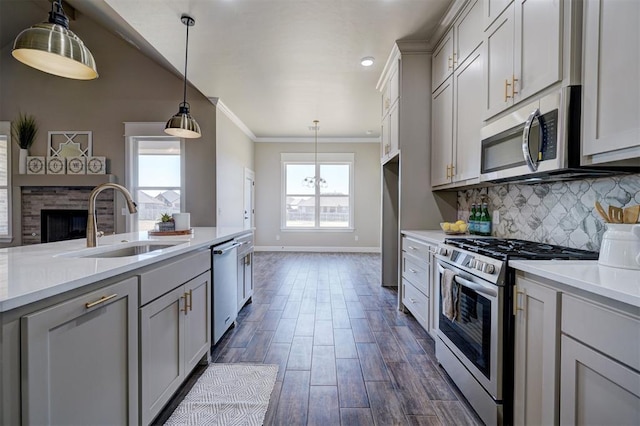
[87,183,137,247]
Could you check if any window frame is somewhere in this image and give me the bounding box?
[125,123,185,233]
[0,122,12,242]
[281,152,355,231]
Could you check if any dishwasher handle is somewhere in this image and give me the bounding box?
[213,241,243,255]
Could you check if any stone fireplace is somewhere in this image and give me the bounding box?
[22,187,115,245]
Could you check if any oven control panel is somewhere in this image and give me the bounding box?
[436,244,504,285]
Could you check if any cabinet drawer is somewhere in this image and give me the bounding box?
[139,250,211,306]
[562,294,640,371]
[402,280,429,329]
[402,236,433,261]
[402,255,429,296]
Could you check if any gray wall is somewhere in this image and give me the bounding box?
[1,1,217,245]
[215,109,254,228]
[254,141,381,251]
[457,174,640,251]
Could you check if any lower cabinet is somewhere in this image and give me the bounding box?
[513,276,560,426]
[400,235,435,332]
[21,277,139,425]
[140,271,211,425]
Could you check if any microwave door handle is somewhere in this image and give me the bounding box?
[522,108,541,172]
[454,275,498,298]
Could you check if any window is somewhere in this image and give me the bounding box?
[127,128,184,232]
[282,153,354,230]
[0,122,11,242]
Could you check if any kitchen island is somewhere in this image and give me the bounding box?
[0,227,249,425]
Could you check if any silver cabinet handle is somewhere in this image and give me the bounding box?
[213,241,243,254]
[522,107,541,172]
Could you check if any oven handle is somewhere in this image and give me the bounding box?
[436,263,498,298]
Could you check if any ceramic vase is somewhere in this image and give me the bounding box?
[19,149,28,174]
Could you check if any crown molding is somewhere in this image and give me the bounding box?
[426,0,470,50]
[209,97,257,141]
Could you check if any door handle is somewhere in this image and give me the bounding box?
[522,108,542,172]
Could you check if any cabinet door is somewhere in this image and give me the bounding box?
[484,0,512,29]
[432,28,454,92]
[513,0,561,103]
[21,278,139,425]
[484,3,514,119]
[513,278,559,426]
[582,0,640,161]
[244,253,253,302]
[388,60,400,111]
[389,102,399,157]
[184,272,211,372]
[431,76,454,187]
[381,117,390,162]
[560,335,640,426]
[453,46,483,183]
[455,0,483,68]
[140,285,186,426]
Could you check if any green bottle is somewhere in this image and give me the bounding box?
[470,203,477,235]
[479,203,492,236]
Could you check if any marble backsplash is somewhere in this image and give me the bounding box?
[457,174,640,251]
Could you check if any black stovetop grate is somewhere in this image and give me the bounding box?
[444,237,599,261]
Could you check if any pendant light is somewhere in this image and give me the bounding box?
[12,0,98,80]
[165,14,201,139]
[303,120,327,189]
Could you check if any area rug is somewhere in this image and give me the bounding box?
[164,363,278,426]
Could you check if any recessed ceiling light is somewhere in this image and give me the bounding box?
[360,57,375,67]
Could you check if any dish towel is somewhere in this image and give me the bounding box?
[441,269,458,321]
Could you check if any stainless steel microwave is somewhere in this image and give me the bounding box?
[480,86,637,184]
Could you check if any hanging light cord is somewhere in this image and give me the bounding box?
[181,16,194,109]
[49,0,69,27]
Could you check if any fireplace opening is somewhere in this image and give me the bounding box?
[41,210,88,243]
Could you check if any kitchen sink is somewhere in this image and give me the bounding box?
[58,241,187,259]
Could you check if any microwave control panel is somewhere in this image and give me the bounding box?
[537,109,558,160]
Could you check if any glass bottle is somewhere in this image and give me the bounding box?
[480,203,492,236]
[469,203,477,235]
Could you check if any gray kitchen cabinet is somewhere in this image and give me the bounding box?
[401,235,437,334]
[140,271,211,425]
[431,76,454,187]
[483,0,511,29]
[432,28,454,93]
[21,277,139,425]
[513,275,560,426]
[380,57,400,164]
[560,293,640,425]
[581,0,640,164]
[483,0,562,119]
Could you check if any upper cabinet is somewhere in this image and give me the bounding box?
[483,0,512,29]
[483,0,562,119]
[581,0,640,164]
[380,56,401,163]
[431,0,484,188]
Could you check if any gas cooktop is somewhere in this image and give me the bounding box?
[444,237,599,261]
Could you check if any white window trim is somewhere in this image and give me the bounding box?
[280,152,355,231]
[0,122,12,243]
[124,122,185,232]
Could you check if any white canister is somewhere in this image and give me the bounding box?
[598,224,640,270]
[172,213,191,231]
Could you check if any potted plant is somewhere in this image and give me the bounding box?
[157,213,175,231]
[11,113,38,174]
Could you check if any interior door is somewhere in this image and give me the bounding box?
[244,168,255,229]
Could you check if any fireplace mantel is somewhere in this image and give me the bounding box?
[13,174,117,187]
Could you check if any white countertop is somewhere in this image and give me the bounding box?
[0,227,250,313]
[402,229,640,309]
[510,260,640,309]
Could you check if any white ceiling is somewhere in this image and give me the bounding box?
[61,0,454,139]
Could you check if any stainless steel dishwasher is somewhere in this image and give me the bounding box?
[212,239,241,345]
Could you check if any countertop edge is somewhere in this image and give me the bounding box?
[0,227,252,313]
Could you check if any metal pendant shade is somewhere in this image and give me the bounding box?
[11,0,98,80]
[165,15,201,139]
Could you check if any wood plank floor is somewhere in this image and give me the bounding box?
[159,252,484,425]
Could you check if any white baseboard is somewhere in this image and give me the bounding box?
[254,246,381,253]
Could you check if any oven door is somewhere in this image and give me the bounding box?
[435,259,503,400]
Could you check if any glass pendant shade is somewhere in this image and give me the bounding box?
[11,1,98,80]
[165,14,201,139]
[165,103,201,138]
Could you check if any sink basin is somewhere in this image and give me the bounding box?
[58,241,187,259]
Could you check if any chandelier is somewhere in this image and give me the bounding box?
[303,120,327,189]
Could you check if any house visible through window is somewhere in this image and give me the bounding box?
[282,153,354,230]
[0,122,12,242]
[128,137,184,232]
